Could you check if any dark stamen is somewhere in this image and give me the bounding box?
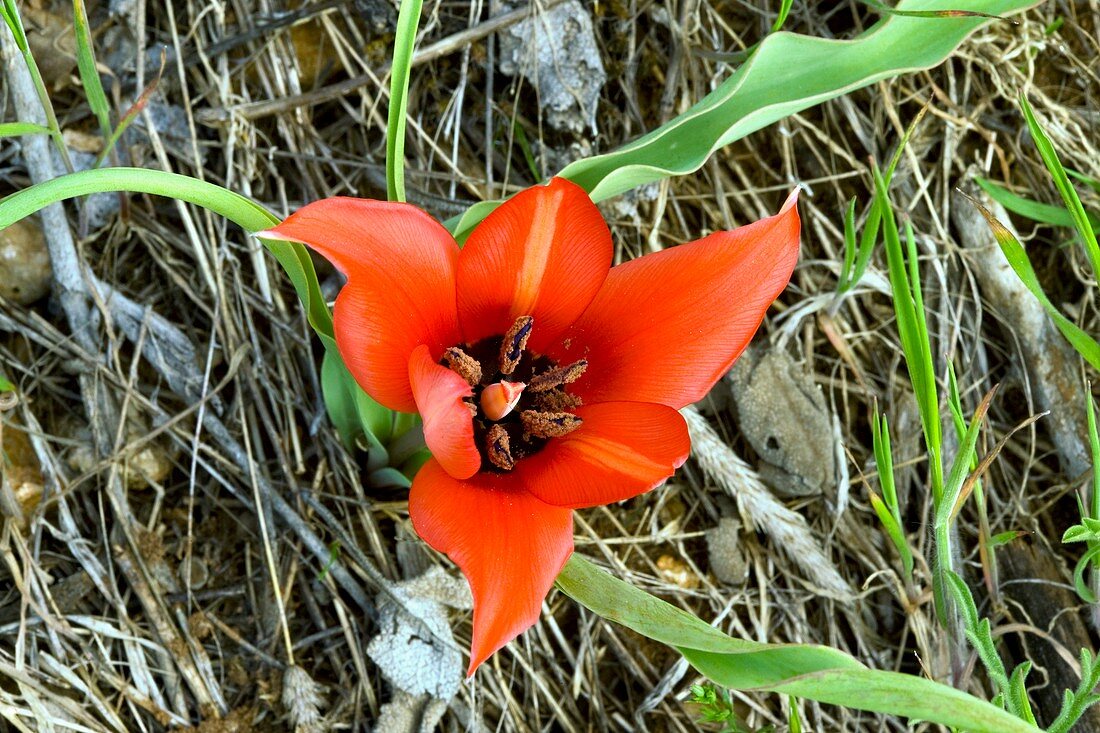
[442,347,482,386]
[520,410,582,439]
[534,389,583,411]
[499,315,534,375]
[486,424,515,470]
[528,359,587,393]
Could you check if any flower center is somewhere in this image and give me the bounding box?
[440,315,585,472]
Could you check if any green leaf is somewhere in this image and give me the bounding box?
[1072,544,1100,604]
[964,195,1100,371]
[0,376,14,391]
[557,556,1040,733]
[1019,94,1100,278]
[446,0,1038,238]
[0,167,336,350]
[72,0,113,143]
[1063,524,1099,544]
[386,0,423,202]
[975,177,1100,229]
[0,121,51,137]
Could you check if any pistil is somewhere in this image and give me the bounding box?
[480,380,525,421]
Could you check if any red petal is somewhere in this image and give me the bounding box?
[457,178,612,352]
[263,198,460,412]
[517,402,690,509]
[408,345,481,479]
[553,192,800,408]
[409,459,573,676]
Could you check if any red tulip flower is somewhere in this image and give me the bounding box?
[262,178,800,675]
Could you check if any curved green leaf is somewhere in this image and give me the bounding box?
[557,555,1040,733]
[0,167,336,347]
[447,0,1039,239]
[387,0,423,202]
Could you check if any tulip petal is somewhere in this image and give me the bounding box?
[553,192,800,408]
[262,198,460,412]
[518,402,690,509]
[457,177,612,352]
[408,345,481,480]
[409,459,573,676]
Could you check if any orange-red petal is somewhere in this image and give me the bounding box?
[457,177,612,352]
[517,401,690,509]
[552,192,800,408]
[261,198,460,412]
[409,459,573,676]
[408,345,481,480]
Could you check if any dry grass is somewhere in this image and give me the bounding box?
[2,0,1099,731]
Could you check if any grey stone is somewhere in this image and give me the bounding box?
[498,0,606,134]
[728,347,836,498]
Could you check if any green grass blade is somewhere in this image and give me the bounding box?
[837,198,858,293]
[876,164,942,499]
[1088,389,1100,520]
[1,1,74,172]
[95,55,165,168]
[975,177,1100,229]
[965,194,1100,371]
[72,0,113,142]
[0,121,51,137]
[386,0,423,202]
[772,0,795,31]
[446,0,1039,238]
[557,556,1041,733]
[1019,93,1100,277]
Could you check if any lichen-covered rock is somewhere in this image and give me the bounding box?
[0,219,52,305]
[366,566,471,700]
[498,0,606,134]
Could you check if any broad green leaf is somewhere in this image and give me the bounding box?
[322,350,371,450]
[446,0,1039,238]
[557,556,1040,733]
[0,376,14,391]
[0,121,51,137]
[386,0,422,202]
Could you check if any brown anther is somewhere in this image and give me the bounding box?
[499,315,534,375]
[486,424,515,471]
[442,347,482,386]
[528,359,587,393]
[520,410,583,439]
[534,389,583,411]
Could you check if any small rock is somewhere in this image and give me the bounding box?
[64,416,175,490]
[728,347,836,498]
[366,566,471,700]
[1,417,45,527]
[375,690,446,733]
[498,0,606,134]
[707,517,749,585]
[0,219,52,305]
[656,554,700,590]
